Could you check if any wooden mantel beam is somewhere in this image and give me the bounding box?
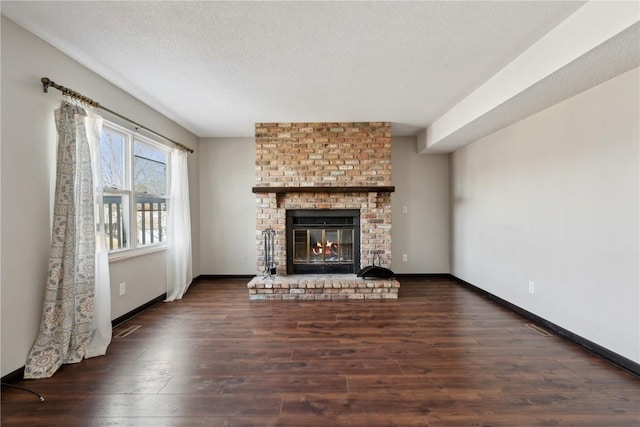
[251,186,395,194]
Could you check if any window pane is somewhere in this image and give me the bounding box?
[100,128,126,190]
[309,229,323,263]
[136,196,167,246]
[134,142,167,195]
[294,230,308,262]
[340,230,353,262]
[325,230,339,261]
[103,194,129,250]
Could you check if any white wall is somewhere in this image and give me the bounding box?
[1,17,200,377]
[198,136,451,275]
[451,68,640,363]
[199,138,257,274]
[391,137,450,273]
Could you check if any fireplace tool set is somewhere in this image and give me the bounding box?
[262,227,277,277]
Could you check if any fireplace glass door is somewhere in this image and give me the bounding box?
[287,209,360,274]
[293,229,354,265]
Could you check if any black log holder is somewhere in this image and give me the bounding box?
[357,252,395,279]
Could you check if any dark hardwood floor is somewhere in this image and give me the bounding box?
[2,277,639,426]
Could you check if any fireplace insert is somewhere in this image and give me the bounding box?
[286,209,360,274]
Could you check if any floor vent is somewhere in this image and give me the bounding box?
[114,325,141,339]
[525,323,553,337]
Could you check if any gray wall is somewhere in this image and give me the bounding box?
[391,137,450,273]
[1,16,200,377]
[198,136,451,275]
[451,67,640,363]
[199,137,257,274]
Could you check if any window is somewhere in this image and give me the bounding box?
[100,122,170,255]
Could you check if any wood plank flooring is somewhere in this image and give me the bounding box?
[2,277,639,426]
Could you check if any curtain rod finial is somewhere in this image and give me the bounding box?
[41,77,51,93]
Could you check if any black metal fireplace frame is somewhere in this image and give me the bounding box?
[286,209,360,274]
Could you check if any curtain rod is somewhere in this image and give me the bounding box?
[40,77,194,154]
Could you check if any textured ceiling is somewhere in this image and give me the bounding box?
[1,1,595,140]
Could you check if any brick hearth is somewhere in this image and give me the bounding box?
[247,274,399,301]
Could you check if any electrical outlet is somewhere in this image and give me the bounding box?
[402,254,408,262]
[119,282,126,296]
[528,281,535,294]
[402,205,408,214]
[241,255,247,263]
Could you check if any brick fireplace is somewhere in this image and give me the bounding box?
[249,122,399,300]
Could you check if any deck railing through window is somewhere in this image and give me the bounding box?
[136,196,167,245]
[103,195,167,251]
[103,195,126,250]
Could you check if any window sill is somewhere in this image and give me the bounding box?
[108,244,168,263]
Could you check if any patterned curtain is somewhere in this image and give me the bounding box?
[24,102,97,379]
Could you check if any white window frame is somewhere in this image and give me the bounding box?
[101,121,171,261]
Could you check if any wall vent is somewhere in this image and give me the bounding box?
[114,324,141,339]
